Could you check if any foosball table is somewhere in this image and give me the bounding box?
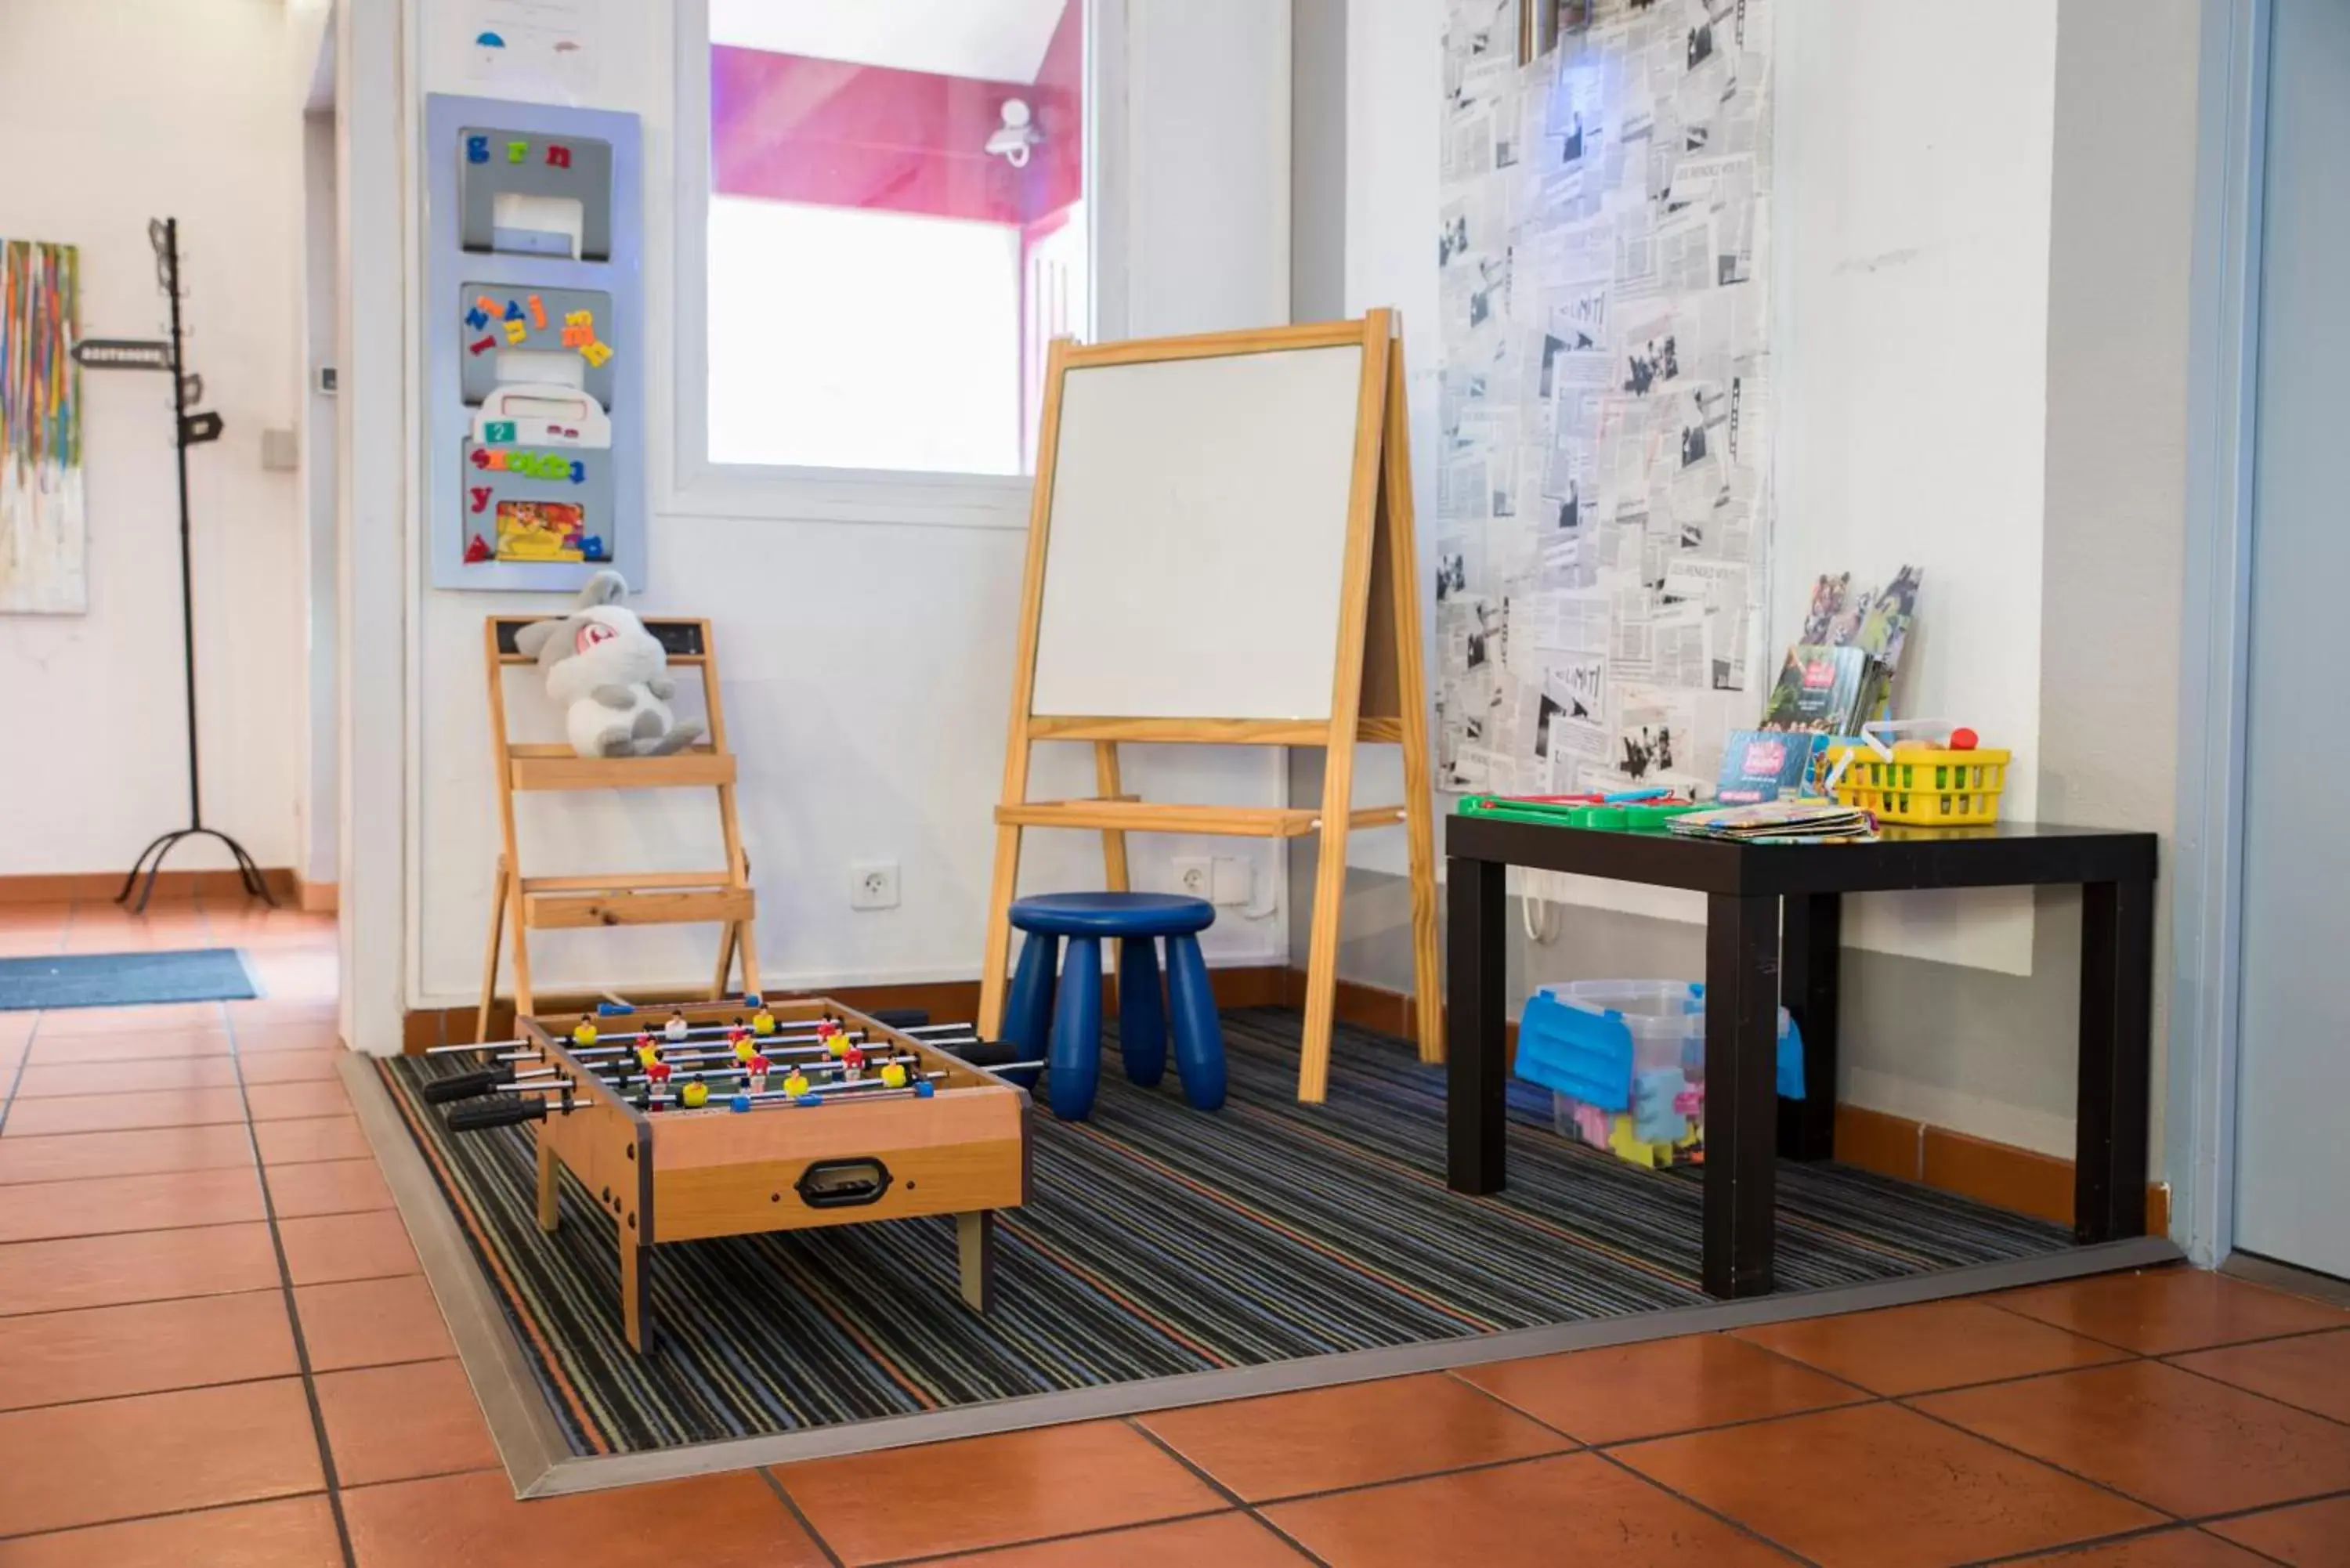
[426,995,1033,1352]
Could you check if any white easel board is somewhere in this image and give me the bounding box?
[980,315,1442,1104]
[1028,343,1367,721]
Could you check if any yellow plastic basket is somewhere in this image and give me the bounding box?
[1824,744,2010,826]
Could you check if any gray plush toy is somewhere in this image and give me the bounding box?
[512,571,706,758]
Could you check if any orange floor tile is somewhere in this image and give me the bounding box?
[4,895,2350,1568]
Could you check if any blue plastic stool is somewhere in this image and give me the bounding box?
[1003,892,1226,1120]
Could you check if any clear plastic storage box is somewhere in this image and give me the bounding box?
[1511,980,1805,1169]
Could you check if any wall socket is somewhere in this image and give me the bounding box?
[1173,855,1251,907]
[851,861,900,910]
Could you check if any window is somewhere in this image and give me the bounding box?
[700,0,1090,479]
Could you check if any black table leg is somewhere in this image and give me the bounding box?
[1778,892,1842,1160]
[1447,854,1508,1194]
[2075,878,2154,1242]
[1705,893,1781,1298]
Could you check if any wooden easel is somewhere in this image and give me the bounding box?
[977,312,1441,1102]
[476,616,758,1041]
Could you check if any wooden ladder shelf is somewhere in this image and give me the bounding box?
[477,616,758,1041]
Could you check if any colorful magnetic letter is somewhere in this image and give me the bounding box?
[484,420,516,443]
[569,460,587,484]
[466,135,489,164]
[560,325,590,347]
[503,319,528,344]
[464,306,490,331]
[503,298,526,322]
[468,334,497,356]
[468,486,492,514]
[580,340,614,367]
[544,144,573,169]
[464,534,493,563]
[475,294,501,315]
[526,294,547,329]
[508,139,528,163]
[470,447,492,470]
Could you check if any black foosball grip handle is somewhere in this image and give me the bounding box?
[869,1007,932,1031]
[423,1067,509,1104]
[446,1096,550,1132]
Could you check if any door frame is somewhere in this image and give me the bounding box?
[2169,0,2271,1268]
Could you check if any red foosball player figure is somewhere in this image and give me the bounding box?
[840,1044,866,1083]
[746,1053,770,1094]
[645,1060,673,1097]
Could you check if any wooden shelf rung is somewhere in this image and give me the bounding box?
[509,752,737,791]
[522,888,756,930]
[519,871,736,893]
[995,799,1408,838]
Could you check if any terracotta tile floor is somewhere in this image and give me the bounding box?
[6,898,2350,1566]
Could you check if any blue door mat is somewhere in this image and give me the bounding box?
[0,948,259,1011]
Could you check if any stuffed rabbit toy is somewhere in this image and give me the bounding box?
[512,571,705,758]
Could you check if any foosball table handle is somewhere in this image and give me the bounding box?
[423,1065,515,1104]
[447,1096,551,1132]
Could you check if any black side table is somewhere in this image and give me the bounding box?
[1444,817,2158,1299]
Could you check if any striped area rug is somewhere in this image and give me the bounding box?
[378,1008,2067,1456]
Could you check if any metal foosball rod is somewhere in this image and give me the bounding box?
[483,1035,950,1070]
[445,1065,1054,1131]
[434,1031,975,1073]
[512,1053,924,1095]
[421,1046,925,1104]
[443,1054,1043,1119]
[428,1021,976,1060]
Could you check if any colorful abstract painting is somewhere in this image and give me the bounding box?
[0,240,84,614]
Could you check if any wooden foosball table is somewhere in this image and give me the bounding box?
[429,995,1032,1351]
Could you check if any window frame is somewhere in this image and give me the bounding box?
[669,0,1121,527]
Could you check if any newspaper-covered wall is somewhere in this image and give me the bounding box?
[1435,0,1773,799]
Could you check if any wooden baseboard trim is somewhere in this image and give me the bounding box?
[1283,967,1513,1060]
[294,876,338,914]
[407,963,1294,1052]
[0,867,300,905]
[1835,1105,2171,1235]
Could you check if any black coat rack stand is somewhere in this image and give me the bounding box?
[74,219,274,913]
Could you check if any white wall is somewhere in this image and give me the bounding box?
[1310,0,2202,1165]
[338,0,410,1056]
[0,0,306,875]
[1773,0,2055,977]
[298,110,342,891]
[389,0,1298,1010]
[1334,0,1442,882]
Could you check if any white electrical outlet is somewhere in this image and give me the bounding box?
[1171,856,1213,900]
[851,861,900,910]
[1210,856,1252,907]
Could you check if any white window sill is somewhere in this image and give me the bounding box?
[663,460,1034,530]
